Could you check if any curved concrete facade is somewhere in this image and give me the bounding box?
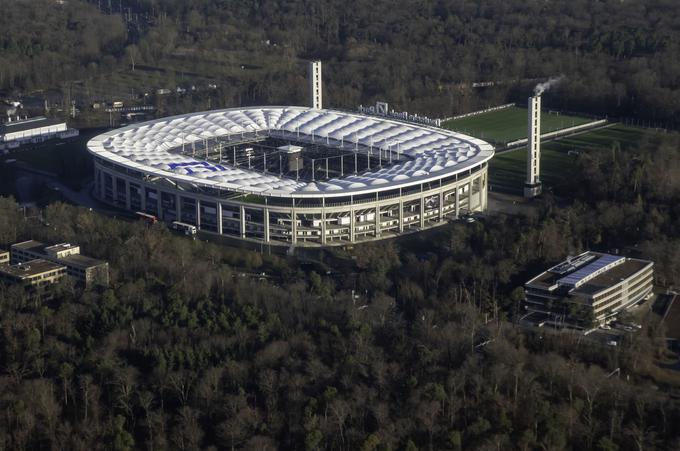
[89,107,492,246]
[93,158,487,246]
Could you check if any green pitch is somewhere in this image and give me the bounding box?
[489,125,649,195]
[442,106,594,145]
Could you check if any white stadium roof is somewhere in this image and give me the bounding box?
[88,106,494,198]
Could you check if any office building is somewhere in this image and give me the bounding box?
[11,241,109,287]
[524,251,654,327]
[0,259,67,297]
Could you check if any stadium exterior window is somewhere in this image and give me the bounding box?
[88,106,493,245]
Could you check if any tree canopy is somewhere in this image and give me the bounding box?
[2,0,680,126]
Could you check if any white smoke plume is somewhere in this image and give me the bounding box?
[533,76,564,96]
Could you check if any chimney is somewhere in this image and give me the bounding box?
[308,60,322,109]
[524,95,543,198]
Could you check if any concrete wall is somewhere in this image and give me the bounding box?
[94,161,489,247]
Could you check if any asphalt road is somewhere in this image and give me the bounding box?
[487,191,538,216]
[9,163,127,220]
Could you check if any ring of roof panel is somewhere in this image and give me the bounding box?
[87,106,494,198]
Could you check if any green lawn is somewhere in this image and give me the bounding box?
[489,124,649,195]
[443,106,594,145]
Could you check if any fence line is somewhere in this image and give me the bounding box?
[442,103,515,122]
[503,119,609,150]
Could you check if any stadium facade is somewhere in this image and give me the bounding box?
[88,106,494,246]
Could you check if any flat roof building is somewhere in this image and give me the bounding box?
[0,259,67,296]
[524,251,653,328]
[0,116,78,151]
[0,116,66,140]
[0,250,8,266]
[11,240,109,287]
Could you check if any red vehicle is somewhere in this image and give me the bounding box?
[135,211,158,224]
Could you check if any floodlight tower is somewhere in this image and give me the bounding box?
[308,60,322,109]
[524,95,543,198]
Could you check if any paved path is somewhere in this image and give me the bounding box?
[12,165,124,217]
[487,191,538,216]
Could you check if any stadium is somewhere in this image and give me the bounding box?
[87,106,494,246]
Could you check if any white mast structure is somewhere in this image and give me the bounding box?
[308,61,323,109]
[524,95,543,198]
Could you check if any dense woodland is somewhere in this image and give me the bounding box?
[3,0,680,450]
[2,0,680,125]
[1,128,680,449]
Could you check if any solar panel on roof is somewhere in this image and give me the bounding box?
[558,254,625,288]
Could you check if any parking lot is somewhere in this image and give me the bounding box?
[586,324,639,347]
[519,295,654,347]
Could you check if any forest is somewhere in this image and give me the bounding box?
[1,124,680,450]
[2,0,680,449]
[2,0,680,126]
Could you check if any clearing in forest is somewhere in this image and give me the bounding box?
[488,124,649,195]
[442,106,594,145]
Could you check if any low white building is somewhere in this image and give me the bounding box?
[0,116,78,150]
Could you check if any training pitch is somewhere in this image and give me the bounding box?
[488,124,649,195]
[443,106,594,145]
